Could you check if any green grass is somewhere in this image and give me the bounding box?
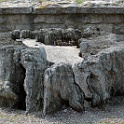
[120,122,124,124]
[0,0,6,2]
[75,0,84,4]
[41,0,46,2]
[97,117,124,124]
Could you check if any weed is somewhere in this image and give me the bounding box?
[75,0,84,4]
[120,122,124,124]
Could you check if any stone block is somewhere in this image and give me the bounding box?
[0,7,33,14]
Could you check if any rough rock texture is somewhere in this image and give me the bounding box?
[0,2,124,40]
[0,42,84,114]
[0,46,18,108]
[43,63,84,115]
[14,47,48,112]
[34,28,81,45]
[79,33,117,56]
[0,44,48,112]
[1,37,124,115]
[11,28,81,46]
[73,43,124,108]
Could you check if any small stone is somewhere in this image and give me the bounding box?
[16,39,24,42]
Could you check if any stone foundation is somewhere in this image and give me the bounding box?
[0,5,124,39]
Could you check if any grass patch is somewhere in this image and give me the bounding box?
[120,122,124,124]
[98,120,124,124]
[0,0,6,2]
[75,0,84,4]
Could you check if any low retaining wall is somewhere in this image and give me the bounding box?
[0,5,124,38]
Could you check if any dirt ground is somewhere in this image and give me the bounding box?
[1,97,124,124]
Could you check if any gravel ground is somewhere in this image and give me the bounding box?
[1,97,124,124]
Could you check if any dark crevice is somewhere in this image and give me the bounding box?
[13,64,26,110]
[18,64,26,110]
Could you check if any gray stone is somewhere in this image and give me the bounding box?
[16,39,24,42]
[20,30,31,39]
[82,27,94,38]
[73,63,92,99]
[16,47,48,112]
[36,29,46,43]
[35,28,81,46]
[79,34,116,56]
[112,25,124,34]
[11,30,20,40]
[74,43,124,108]
[33,6,124,14]
[110,34,124,42]
[44,29,56,45]
[0,46,20,108]
[0,7,33,14]
[0,44,48,112]
[43,63,84,115]
[82,27,101,38]
[80,41,89,53]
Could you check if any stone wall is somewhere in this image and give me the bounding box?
[0,5,124,38]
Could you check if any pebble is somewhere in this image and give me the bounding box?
[63,109,68,113]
